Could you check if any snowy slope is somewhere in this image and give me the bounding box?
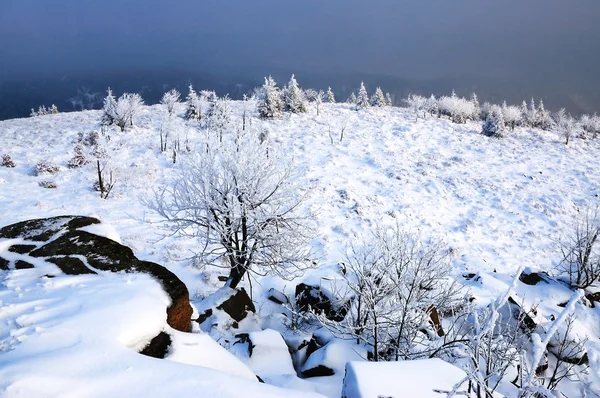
[1,102,600,397]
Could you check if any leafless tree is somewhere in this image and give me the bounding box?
[145,132,312,289]
[558,206,600,289]
[317,226,466,362]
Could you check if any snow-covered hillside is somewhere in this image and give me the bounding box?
[1,101,599,397]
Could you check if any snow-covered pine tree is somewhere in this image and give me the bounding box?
[38,105,48,116]
[326,87,336,103]
[348,92,357,105]
[257,76,283,119]
[371,87,386,107]
[520,101,529,127]
[184,84,201,121]
[471,93,480,120]
[50,104,59,114]
[538,99,553,130]
[482,109,506,138]
[356,82,370,110]
[385,92,393,106]
[101,88,117,126]
[283,74,307,113]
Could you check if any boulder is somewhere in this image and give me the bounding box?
[295,283,349,322]
[15,260,34,269]
[216,288,256,322]
[0,257,8,270]
[8,244,37,254]
[0,215,100,242]
[0,216,193,333]
[47,257,96,275]
[301,340,366,378]
[139,332,172,359]
[267,288,288,305]
[232,329,296,378]
[519,269,550,286]
[507,296,537,333]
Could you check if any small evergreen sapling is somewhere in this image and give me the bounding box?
[356,82,370,110]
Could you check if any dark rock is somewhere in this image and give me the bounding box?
[47,257,96,275]
[139,332,171,359]
[0,257,8,270]
[267,288,287,305]
[256,376,265,383]
[0,216,100,241]
[196,308,213,325]
[508,296,537,333]
[8,244,37,254]
[15,260,34,269]
[216,288,256,322]
[295,283,349,322]
[136,261,193,333]
[30,230,137,271]
[463,273,477,280]
[427,305,445,337]
[292,336,321,370]
[1,216,192,333]
[217,275,228,282]
[519,270,549,286]
[301,365,334,378]
[585,292,600,308]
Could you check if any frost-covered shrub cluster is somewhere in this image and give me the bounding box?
[101,88,144,131]
[35,160,60,176]
[1,154,16,168]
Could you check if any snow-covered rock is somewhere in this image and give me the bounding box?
[342,358,467,398]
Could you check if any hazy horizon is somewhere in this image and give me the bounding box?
[1,1,600,116]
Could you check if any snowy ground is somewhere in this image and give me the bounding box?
[1,102,599,397]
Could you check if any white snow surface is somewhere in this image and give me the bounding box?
[1,102,600,396]
[342,358,467,398]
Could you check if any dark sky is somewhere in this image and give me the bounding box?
[1,1,600,111]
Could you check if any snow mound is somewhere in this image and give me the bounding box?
[342,358,467,398]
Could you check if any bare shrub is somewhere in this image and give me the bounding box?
[1,154,16,168]
[67,144,89,168]
[558,206,600,289]
[35,160,60,176]
[38,180,57,189]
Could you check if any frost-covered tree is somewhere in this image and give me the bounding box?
[501,102,522,131]
[161,89,181,116]
[205,95,231,142]
[385,92,393,107]
[184,84,202,121]
[317,226,465,362]
[471,93,480,120]
[326,87,336,103]
[404,94,428,121]
[283,74,307,113]
[257,76,283,119]
[370,87,387,107]
[425,95,438,117]
[101,88,117,126]
[557,206,600,289]
[355,82,370,110]
[437,91,476,123]
[347,92,357,105]
[482,109,506,138]
[537,99,553,131]
[520,101,529,127]
[580,113,600,139]
[50,104,59,114]
[113,93,144,131]
[305,89,324,115]
[145,132,310,289]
